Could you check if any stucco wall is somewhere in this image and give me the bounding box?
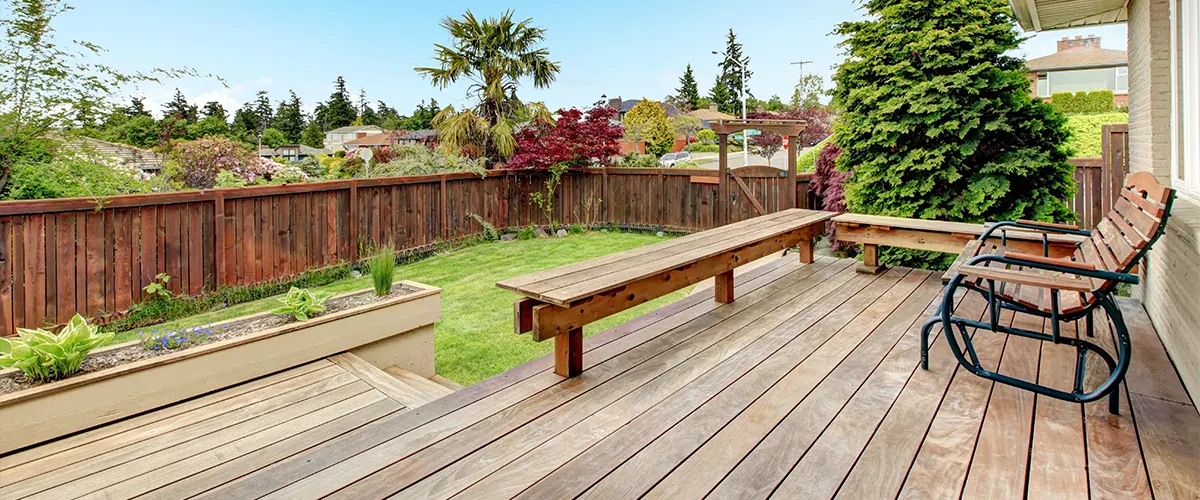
[1127,0,1200,407]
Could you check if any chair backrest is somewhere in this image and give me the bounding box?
[1080,171,1176,281]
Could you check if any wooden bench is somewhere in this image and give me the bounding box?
[497,209,836,377]
[832,213,1087,274]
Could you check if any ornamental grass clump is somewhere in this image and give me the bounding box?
[272,287,334,321]
[0,315,113,382]
[368,245,396,296]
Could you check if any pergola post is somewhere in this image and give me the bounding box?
[718,132,729,226]
[786,134,798,208]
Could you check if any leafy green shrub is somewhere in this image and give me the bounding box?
[1064,112,1128,157]
[1050,90,1116,114]
[672,160,702,169]
[367,245,396,296]
[468,213,499,241]
[214,170,249,188]
[832,0,1076,270]
[568,223,585,235]
[4,154,174,201]
[684,143,719,152]
[796,137,831,172]
[295,157,324,177]
[372,145,486,178]
[697,129,717,144]
[0,314,113,382]
[271,287,335,321]
[612,153,659,168]
[517,226,536,240]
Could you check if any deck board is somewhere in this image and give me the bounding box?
[4,257,1196,500]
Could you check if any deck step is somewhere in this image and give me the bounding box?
[430,374,466,391]
[325,353,448,409]
[384,366,456,404]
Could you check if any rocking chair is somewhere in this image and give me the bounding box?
[920,172,1176,415]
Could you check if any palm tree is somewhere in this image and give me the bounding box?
[415,10,560,161]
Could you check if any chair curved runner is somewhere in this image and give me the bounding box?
[919,172,1176,415]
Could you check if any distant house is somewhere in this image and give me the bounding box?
[257,144,331,162]
[687,104,737,129]
[395,129,438,147]
[323,125,384,150]
[1025,35,1128,106]
[340,130,408,150]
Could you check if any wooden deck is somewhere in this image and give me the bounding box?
[1,257,1197,499]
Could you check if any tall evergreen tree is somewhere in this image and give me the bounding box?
[231,102,263,143]
[300,121,325,149]
[708,76,732,115]
[717,29,752,115]
[200,101,227,122]
[162,88,197,122]
[252,91,273,129]
[316,76,357,129]
[675,64,700,111]
[127,97,151,118]
[832,0,1075,268]
[272,90,306,143]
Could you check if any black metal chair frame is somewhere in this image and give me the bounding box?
[919,196,1175,415]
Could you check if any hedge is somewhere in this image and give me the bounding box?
[1050,90,1116,114]
[1064,112,1128,157]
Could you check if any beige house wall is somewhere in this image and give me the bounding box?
[1127,0,1200,407]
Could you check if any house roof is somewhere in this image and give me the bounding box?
[326,125,383,134]
[342,131,407,146]
[1027,46,1127,71]
[1009,0,1127,31]
[258,144,331,157]
[688,108,738,122]
[62,137,165,170]
[399,129,438,141]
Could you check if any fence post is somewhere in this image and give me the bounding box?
[213,191,225,287]
[602,168,609,223]
[786,135,798,209]
[440,174,449,239]
[349,180,359,262]
[718,134,729,226]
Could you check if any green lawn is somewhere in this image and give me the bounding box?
[116,232,691,385]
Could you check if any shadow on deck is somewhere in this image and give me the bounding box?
[1,257,1197,499]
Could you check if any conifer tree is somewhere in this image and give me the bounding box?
[316,76,357,129]
[832,0,1075,268]
[272,90,306,143]
[676,64,700,110]
[717,29,752,114]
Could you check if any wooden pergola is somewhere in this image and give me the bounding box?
[711,119,808,225]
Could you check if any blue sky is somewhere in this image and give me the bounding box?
[55,0,1127,117]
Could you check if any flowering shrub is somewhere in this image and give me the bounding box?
[810,143,857,256]
[508,107,623,170]
[168,136,258,188]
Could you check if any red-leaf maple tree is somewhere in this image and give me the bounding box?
[507,106,623,170]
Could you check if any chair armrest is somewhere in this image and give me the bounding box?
[958,264,1094,293]
[1015,219,1080,231]
[1002,252,1096,272]
[978,221,1092,248]
[963,254,1140,286]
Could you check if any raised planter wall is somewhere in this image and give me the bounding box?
[0,281,440,455]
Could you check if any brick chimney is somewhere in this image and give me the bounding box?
[607,97,621,109]
[709,103,719,112]
[1057,34,1101,52]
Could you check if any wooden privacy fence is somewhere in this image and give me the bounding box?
[0,167,814,336]
[1067,123,1129,228]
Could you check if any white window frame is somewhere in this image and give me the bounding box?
[1037,73,1050,98]
[1172,0,1200,199]
[1115,67,1129,93]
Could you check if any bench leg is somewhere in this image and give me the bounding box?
[797,230,815,264]
[555,328,583,377]
[715,270,735,303]
[858,243,886,274]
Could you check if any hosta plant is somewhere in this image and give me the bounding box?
[0,315,114,382]
[272,287,334,321]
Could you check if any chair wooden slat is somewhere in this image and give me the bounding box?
[1120,189,1165,219]
[1097,219,1138,268]
[1114,197,1159,239]
[1088,233,1121,272]
[958,264,1093,293]
[1105,208,1150,249]
[1124,171,1172,204]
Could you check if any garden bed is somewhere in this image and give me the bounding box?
[0,281,440,455]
